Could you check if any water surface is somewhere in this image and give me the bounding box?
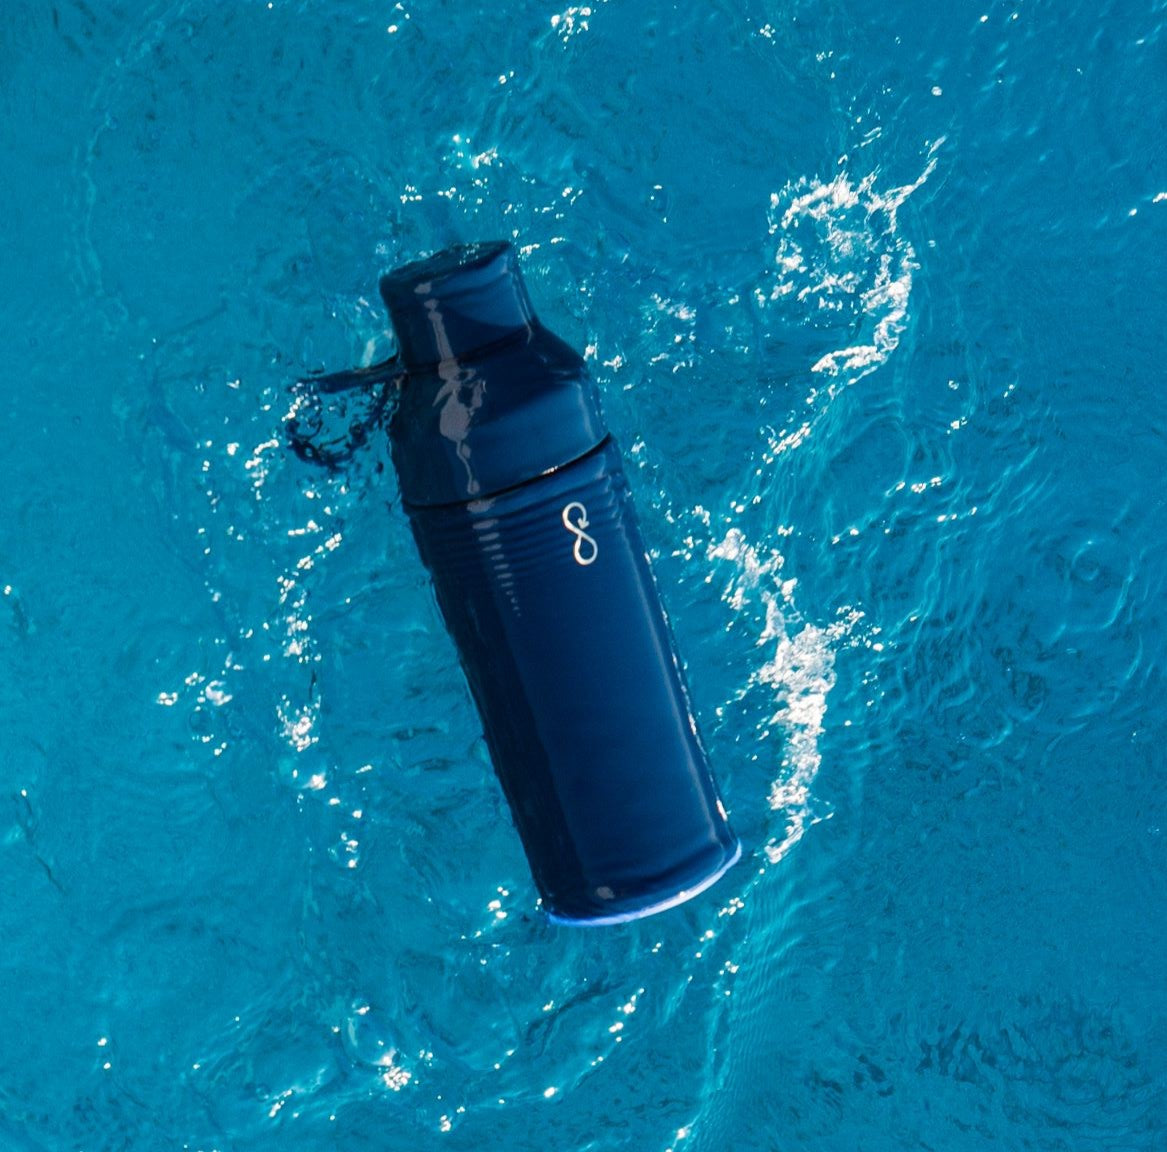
[2,1,1165,1148]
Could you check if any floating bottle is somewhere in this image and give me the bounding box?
[371,241,740,923]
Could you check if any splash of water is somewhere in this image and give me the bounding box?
[707,525,871,863]
[761,143,942,389]
[756,609,842,865]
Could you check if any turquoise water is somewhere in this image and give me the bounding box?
[3,1,1166,1148]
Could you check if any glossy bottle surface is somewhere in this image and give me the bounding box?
[384,242,739,923]
[408,440,740,922]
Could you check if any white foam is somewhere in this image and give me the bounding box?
[764,143,942,387]
[756,620,836,863]
[706,521,876,863]
[707,529,846,861]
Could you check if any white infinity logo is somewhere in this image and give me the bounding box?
[561,501,599,566]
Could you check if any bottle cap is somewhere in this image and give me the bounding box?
[385,242,608,506]
[379,241,536,368]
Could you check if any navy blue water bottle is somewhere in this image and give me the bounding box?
[381,241,740,924]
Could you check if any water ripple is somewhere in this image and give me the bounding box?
[3,0,1157,1148]
[759,142,941,394]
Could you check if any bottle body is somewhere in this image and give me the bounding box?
[381,241,739,923]
[405,440,740,923]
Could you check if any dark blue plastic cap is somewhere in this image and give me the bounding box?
[379,241,537,369]
[385,242,609,506]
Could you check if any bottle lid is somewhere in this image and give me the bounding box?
[379,241,536,368]
[384,242,609,506]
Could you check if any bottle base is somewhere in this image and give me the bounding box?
[544,840,743,927]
